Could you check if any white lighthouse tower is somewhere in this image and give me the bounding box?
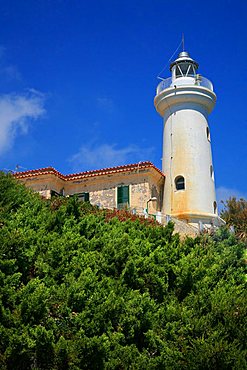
[154,50,222,227]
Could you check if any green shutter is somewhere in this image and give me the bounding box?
[117,186,129,209]
[77,192,90,202]
[84,192,89,202]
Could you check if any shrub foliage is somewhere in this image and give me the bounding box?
[0,173,246,369]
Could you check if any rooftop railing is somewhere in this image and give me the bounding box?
[156,76,214,95]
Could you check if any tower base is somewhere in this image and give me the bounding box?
[170,212,226,230]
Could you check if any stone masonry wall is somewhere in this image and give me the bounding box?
[90,188,116,209]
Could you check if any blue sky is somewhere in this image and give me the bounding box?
[0,0,246,204]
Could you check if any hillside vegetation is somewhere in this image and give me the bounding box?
[0,173,246,369]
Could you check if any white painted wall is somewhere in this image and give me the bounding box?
[154,84,221,225]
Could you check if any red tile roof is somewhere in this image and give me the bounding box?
[13,161,165,181]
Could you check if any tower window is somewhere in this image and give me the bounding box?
[175,176,185,190]
[206,126,211,141]
[213,201,217,214]
[210,165,214,180]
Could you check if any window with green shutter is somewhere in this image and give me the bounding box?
[76,192,90,202]
[117,186,129,209]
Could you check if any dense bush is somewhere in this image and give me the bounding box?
[0,172,246,369]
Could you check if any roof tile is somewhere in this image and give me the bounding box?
[14,161,165,181]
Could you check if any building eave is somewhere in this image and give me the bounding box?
[13,161,165,182]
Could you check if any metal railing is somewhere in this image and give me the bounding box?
[156,75,214,95]
[156,77,173,94]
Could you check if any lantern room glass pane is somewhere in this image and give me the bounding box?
[175,63,196,78]
[180,63,189,75]
[175,66,182,77]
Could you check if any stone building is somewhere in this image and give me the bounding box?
[14,161,165,219]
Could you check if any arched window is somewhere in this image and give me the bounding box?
[175,176,185,190]
[206,126,211,141]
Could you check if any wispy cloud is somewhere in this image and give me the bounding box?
[0,90,46,154]
[69,142,155,171]
[0,65,22,81]
[0,46,22,81]
[96,97,114,113]
[216,186,247,211]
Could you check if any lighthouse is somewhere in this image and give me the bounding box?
[154,51,223,227]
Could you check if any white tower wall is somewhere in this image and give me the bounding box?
[162,101,216,219]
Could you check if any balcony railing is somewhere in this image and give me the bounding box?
[156,76,214,95]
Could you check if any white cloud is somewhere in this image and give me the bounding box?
[0,90,45,154]
[216,186,247,211]
[69,142,155,171]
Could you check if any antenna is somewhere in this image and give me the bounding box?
[156,37,184,80]
[15,164,27,171]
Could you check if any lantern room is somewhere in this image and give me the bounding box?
[170,51,199,86]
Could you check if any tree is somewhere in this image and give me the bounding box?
[221,197,247,242]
